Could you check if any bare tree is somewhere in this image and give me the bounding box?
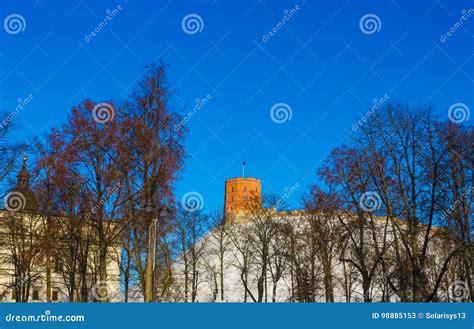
[119,63,186,302]
[437,122,473,301]
[302,187,342,302]
[0,212,44,302]
[319,146,386,302]
[228,223,257,302]
[173,206,209,302]
[268,222,288,302]
[206,210,232,301]
[348,103,471,301]
[244,195,282,302]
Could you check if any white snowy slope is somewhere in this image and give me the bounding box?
[170,212,405,303]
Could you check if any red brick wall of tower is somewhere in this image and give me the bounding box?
[224,177,262,214]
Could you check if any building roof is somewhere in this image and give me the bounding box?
[5,155,38,212]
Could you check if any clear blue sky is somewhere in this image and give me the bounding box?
[1,0,473,211]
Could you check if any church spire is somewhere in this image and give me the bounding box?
[17,153,30,188]
[7,153,38,212]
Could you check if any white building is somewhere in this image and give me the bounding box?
[0,157,121,302]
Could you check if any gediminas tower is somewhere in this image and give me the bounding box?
[224,162,262,217]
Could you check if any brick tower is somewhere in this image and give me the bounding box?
[224,176,262,214]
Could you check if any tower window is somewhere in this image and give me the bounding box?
[244,186,247,191]
[231,187,234,192]
[32,290,39,300]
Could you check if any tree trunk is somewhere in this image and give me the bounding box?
[220,248,224,301]
[362,273,371,302]
[98,229,109,302]
[272,281,278,302]
[144,222,153,302]
[46,253,51,302]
